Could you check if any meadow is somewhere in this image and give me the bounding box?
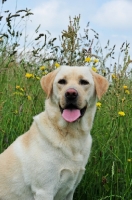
[0,5,132,200]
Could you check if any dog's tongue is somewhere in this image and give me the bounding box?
[62,109,81,122]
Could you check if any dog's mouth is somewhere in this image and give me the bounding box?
[59,104,87,123]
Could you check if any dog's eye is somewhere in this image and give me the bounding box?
[58,79,67,85]
[79,79,89,85]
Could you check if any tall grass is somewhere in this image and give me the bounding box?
[0,3,132,199]
[75,77,132,200]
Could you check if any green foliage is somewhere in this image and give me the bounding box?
[0,5,132,200]
[0,65,45,151]
[74,77,132,200]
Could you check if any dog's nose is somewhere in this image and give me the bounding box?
[65,88,78,100]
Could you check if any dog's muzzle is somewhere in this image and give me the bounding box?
[59,88,87,123]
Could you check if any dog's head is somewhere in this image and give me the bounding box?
[41,66,109,123]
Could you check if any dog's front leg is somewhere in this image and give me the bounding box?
[34,189,53,200]
[65,190,75,200]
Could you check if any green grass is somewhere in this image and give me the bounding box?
[0,65,44,151]
[0,64,132,200]
[0,7,132,199]
[74,88,132,200]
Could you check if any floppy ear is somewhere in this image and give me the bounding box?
[40,68,59,98]
[90,70,109,99]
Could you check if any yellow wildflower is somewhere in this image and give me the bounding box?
[112,74,116,79]
[85,57,91,62]
[96,102,102,108]
[55,63,60,68]
[92,67,98,73]
[25,73,34,78]
[118,111,125,116]
[123,85,128,90]
[20,88,24,92]
[16,86,24,92]
[125,90,130,94]
[27,95,31,100]
[93,59,99,63]
[40,66,46,71]
[127,159,131,162]
[36,76,40,80]
[16,85,20,89]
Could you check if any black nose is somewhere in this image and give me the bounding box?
[65,88,78,101]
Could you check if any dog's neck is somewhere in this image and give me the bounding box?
[45,98,97,134]
[33,98,95,161]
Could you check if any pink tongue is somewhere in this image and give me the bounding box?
[62,109,81,122]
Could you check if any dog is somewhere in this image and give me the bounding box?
[0,66,109,200]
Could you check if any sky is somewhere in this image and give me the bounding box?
[1,0,132,69]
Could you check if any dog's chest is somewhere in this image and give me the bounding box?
[55,164,85,200]
[53,135,91,199]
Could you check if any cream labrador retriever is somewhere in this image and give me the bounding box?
[0,66,109,200]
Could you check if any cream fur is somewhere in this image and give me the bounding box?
[0,66,109,200]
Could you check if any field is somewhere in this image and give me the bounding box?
[0,7,132,200]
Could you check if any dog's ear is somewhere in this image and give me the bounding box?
[90,70,109,99]
[40,68,59,98]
